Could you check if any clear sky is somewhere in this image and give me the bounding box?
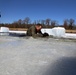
[0,0,76,24]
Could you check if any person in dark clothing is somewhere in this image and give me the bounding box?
[26,24,43,37]
[26,23,49,38]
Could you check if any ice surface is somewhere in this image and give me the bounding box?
[0,36,76,75]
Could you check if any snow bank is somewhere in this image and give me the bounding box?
[52,27,65,37]
[41,28,53,35]
[9,30,27,34]
[63,33,76,39]
[0,27,9,32]
[0,27,27,36]
[41,27,65,37]
[0,27,9,35]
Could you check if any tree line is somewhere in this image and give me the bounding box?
[0,17,76,29]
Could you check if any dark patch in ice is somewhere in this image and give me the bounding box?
[44,57,76,75]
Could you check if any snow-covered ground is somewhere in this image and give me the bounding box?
[9,30,27,34]
[63,33,76,39]
[0,36,76,75]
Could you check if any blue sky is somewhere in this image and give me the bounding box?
[0,0,76,24]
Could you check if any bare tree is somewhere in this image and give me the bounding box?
[63,19,69,29]
[33,20,41,25]
[17,19,22,25]
[41,20,45,25]
[23,17,31,24]
[69,18,75,29]
[51,20,57,28]
[45,18,51,25]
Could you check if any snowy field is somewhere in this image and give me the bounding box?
[0,36,76,75]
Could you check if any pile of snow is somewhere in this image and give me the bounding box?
[41,27,65,37]
[0,27,9,32]
[0,27,9,35]
[0,27,27,36]
[41,28,53,35]
[52,27,65,37]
